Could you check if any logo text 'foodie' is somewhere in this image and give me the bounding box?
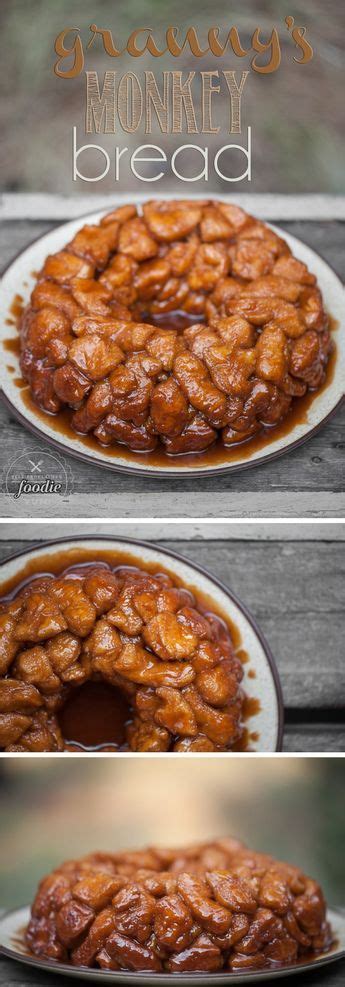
[3,448,73,500]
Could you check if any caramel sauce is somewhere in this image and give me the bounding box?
[233,696,262,752]
[10,925,339,973]
[9,294,24,321]
[3,337,20,356]
[10,927,30,956]
[0,547,260,752]
[2,297,338,471]
[59,681,131,751]
[236,647,249,665]
[148,310,203,332]
[243,696,261,719]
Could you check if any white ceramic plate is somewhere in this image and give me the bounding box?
[0,906,344,984]
[0,534,283,752]
[0,197,344,478]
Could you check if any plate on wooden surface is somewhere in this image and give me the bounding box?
[0,197,344,478]
[0,905,344,983]
[0,534,284,753]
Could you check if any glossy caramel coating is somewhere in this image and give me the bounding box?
[20,201,331,454]
[26,838,332,972]
[0,562,244,752]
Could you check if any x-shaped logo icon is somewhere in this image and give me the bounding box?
[28,459,43,474]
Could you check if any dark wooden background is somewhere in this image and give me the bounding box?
[0,201,344,518]
[0,522,343,752]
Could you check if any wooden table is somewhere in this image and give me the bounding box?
[0,194,344,519]
[0,521,343,752]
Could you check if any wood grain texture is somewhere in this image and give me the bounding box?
[0,534,343,750]
[0,219,344,519]
[0,522,344,541]
[2,488,345,520]
[1,954,345,986]
[283,729,345,752]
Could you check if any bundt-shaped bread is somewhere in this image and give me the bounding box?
[0,560,244,752]
[20,200,331,455]
[26,838,332,972]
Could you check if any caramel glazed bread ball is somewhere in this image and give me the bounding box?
[26,838,333,973]
[0,562,245,752]
[20,200,331,455]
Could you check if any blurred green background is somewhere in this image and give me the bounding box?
[1,0,344,195]
[0,757,344,909]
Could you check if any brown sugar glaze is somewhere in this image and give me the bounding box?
[10,926,339,973]
[4,299,338,470]
[0,547,260,752]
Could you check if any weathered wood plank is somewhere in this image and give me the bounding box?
[159,540,345,614]
[1,491,345,519]
[283,728,345,752]
[259,612,344,707]
[0,221,55,271]
[0,523,344,541]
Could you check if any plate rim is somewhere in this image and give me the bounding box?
[0,210,344,480]
[0,904,344,983]
[0,532,284,753]
[0,389,344,482]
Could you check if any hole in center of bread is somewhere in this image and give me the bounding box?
[58,680,131,751]
[142,309,205,332]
